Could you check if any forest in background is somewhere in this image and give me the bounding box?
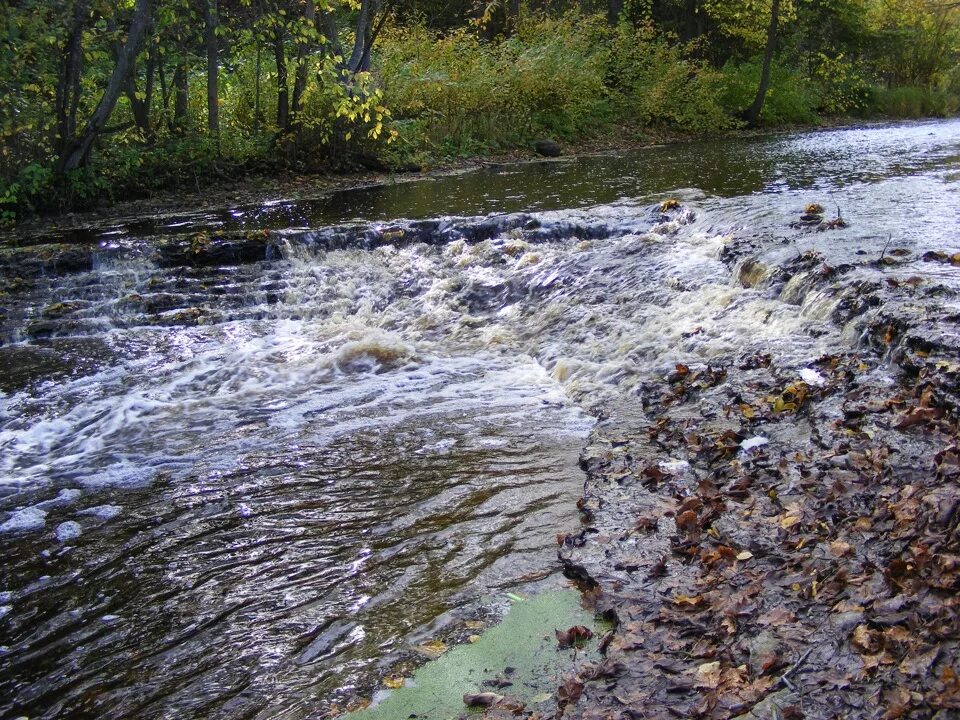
[1,0,959,223]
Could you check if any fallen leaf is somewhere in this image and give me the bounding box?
[556,625,594,649]
[415,640,447,656]
[383,675,405,689]
[557,675,584,706]
[852,624,881,653]
[899,648,939,677]
[780,515,802,530]
[833,600,865,613]
[676,510,699,531]
[830,540,853,557]
[736,551,754,561]
[696,661,722,689]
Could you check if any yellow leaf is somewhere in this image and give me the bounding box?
[736,551,753,560]
[696,661,722,689]
[780,515,801,530]
[416,640,447,656]
[829,540,852,557]
[383,675,405,689]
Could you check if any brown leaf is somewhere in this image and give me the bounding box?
[678,496,704,514]
[557,675,584,705]
[757,607,796,626]
[829,540,853,557]
[899,647,939,677]
[676,510,699,532]
[894,406,943,429]
[695,661,722,689]
[556,625,593,649]
[580,659,624,681]
[648,555,668,578]
[634,515,658,532]
[642,465,667,483]
[851,624,881,653]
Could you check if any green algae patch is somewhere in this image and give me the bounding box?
[348,589,606,720]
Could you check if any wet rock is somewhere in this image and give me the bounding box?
[155,234,274,267]
[533,139,562,157]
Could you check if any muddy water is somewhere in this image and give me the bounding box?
[1,119,959,719]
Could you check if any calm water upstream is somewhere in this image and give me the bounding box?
[1,119,959,719]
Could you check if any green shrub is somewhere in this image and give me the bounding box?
[0,162,55,223]
[608,23,734,134]
[376,12,614,160]
[813,53,875,116]
[874,86,958,118]
[720,59,820,125]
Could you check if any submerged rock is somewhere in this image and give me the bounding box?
[0,507,47,533]
[55,521,82,542]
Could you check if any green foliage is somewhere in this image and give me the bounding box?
[377,12,613,159]
[608,23,735,133]
[874,85,959,117]
[721,59,820,125]
[813,53,875,116]
[378,11,738,165]
[866,0,960,88]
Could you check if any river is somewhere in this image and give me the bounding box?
[1,119,958,719]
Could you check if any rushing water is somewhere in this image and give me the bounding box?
[1,119,959,719]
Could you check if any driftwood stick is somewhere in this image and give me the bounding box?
[778,647,814,692]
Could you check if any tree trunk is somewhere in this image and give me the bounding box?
[56,0,89,155]
[357,2,389,74]
[254,41,262,135]
[319,10,343,60]
[744,0,780,128]
[273,30,289,132]
[173,60,189,133]
[125,41,155,142]
[204,0,220,138]
[158,50,169,123]
[57,0,153,173]
[347,0,374,73]
[291,0,317,126]
[607,0,623,26]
